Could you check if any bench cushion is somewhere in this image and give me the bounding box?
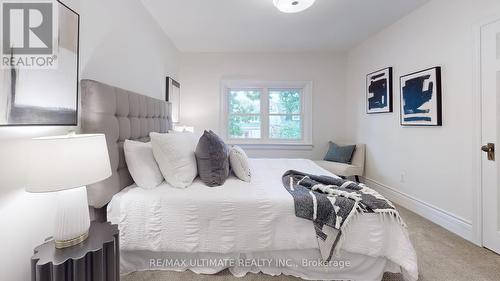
[314,160,363,177]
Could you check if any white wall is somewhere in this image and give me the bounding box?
[0,1,179,280]
[179,52,348,159]
[78,0,179,99]
[345,0,500,241]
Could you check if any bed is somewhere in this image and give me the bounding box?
[81,80,418,281]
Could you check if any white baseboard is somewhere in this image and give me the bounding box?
[362,177,474,242]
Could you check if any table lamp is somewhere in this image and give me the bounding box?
[173,125,195,133]
[25,133,112,249]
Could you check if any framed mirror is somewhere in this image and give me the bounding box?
[166,76,180,123]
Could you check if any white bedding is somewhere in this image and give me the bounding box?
[108,158,418,280]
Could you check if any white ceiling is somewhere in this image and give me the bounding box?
[141,0,430,53]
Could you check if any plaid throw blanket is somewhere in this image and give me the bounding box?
[282,170,405,261]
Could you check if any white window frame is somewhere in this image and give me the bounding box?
[220,80,313,149]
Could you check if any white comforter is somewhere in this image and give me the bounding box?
[107,158,418,280]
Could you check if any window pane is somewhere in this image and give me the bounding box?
[229,115,261,139]
[229,90,261,114]
[269,90,301,114]
[269,115,301,140]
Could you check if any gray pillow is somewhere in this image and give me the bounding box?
[324,142,356,164]
[195,130,230,187]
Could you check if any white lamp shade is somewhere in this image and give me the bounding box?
[273,0,316,13]
[173,125,195,133]
[26,134,112,193]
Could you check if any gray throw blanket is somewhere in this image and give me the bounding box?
[282,170,405,261]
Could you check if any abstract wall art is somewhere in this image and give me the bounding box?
[0,1,79,126]
[400,67,442,126]
[366,67,393,114]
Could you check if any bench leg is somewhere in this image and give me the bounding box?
[355,175,360,183]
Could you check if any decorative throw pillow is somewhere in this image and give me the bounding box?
[150,132,198,188]
[324,142,356,164]
[124,140,164,189]
[195,130,230,187]
[229,145,251,182]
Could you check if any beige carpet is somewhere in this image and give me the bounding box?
[122,206,500,281]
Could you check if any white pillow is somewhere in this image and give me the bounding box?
[124,140,164,189]
[229,145,251,182]
[150,132,198,188]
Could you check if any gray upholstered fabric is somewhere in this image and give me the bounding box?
[324,142,356,164]
[81,79,171,208]
[195,130,230,187]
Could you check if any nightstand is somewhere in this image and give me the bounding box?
[31,222,120,281]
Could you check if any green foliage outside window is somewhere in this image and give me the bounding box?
[228,89,302,140]
[229,91,261,138]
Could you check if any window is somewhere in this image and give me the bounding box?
[268,89,302,140]
[228,89,262,139]
[222,81,312,147]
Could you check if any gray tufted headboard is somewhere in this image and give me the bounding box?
[81,79,171,208]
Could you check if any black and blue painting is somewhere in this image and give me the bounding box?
[366,67,392,114]
[400,67,442,126]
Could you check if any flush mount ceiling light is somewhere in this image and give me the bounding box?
[273,0,316,13]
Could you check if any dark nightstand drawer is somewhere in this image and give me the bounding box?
[31,222,119,281]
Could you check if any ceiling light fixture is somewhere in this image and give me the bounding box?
[273,0,316,13]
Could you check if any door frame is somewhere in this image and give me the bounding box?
[472,14,500,246]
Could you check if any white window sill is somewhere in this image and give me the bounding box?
[226,143,314,151]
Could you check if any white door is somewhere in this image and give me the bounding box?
[481,19,500,254]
